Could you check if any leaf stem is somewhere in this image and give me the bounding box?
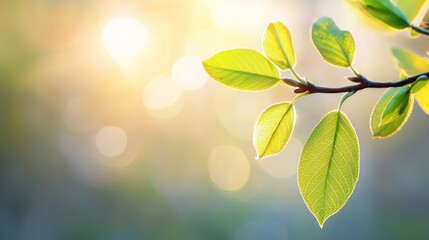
[338,91,355,110]
[350,66,360,77]
[291,92,309,104]
[410,25,429,35]
[290,68,307,85]
[288,72,429,94]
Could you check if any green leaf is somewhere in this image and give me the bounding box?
[253,102,295,159]
[397,0,427,22]
[361,0,411,29]
[370,86,413,138]
[202,49,280,91]
[391,48,429,114]
[411,75,429,94]
[298,111,359,228]
[391,48,429,75]
[311,17,355,67]
[263,22,296,70]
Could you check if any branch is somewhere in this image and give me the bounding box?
[286,72,429,94]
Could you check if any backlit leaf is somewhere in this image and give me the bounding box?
[370,86,413,138]
[411,76,428,94]
[263,22,296,70]
[391,48,429,75]
[360,0,410,29]
[312,17,355,67]
[202,49,280,91]
[298,111,359,228]
[397,0,426,22]
[391,48,429,114]
[254,102,295,159]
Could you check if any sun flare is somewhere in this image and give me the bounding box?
[102,16,148,64]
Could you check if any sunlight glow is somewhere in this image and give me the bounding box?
[142,75,182,110]
[142,75,184,119]
[208,145,250,192]
[172,56,208,91]
[96,126,128,157]
[102,17,147,64]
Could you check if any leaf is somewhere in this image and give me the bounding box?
[391,48,429,75]
[391,48,429,114]
[298,111,359,228]
[360,0,410,29]
[370,86,413,138]
[411,76,429,94]
[263,22,296,70]
[253,102,295,159]
[202,49,280,91]
[311,17,355,67]
[397,0,427,22]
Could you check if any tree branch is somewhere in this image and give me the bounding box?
[286,72,429,94]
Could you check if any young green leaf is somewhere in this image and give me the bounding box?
[253,102,295,159]
[391,48,429,114]
[202,49,280,91]
[410,75,428,94]
[397,0,426,22]
[263,22,296,70]
[312,17,355,67]
[360,0,411,29]
[298,110,359,228]
[370,86,413,138]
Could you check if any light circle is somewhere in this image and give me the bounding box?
[208,145,250,191]
[102,17,147,62]
[95,126,128,157]
[172,56,208,91]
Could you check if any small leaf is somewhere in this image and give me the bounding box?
[202,49,280,91]
[254,102,295,159]
[411,75,429,94]
[360,0,410,29]
[397,0,426,22]
[263,22,296,70]
[391,48,429,114]
[298,111,359,228]
[370,86,413,138]
[312,17,355,67]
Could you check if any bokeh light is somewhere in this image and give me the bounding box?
[208,145,250,191]
[215,91,271,140]
[142,75,183,110]
[102,16,147,64]
[172,56,209,91]
[95,126,128,157]
[257,136,302,179]
[142,75,184,119]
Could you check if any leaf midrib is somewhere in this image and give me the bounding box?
[204,64,279,81]
[272,24,292,69]
[320,111,341,222]
[260,103,293,157]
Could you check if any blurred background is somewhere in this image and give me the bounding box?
[1,0,429,239]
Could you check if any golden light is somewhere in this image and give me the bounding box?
[208,145,250,192]
[142,75,184,119]
[102,16,148,64]
[172,56,208,91]
[95,126,128,157]
[142,75,183,109]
